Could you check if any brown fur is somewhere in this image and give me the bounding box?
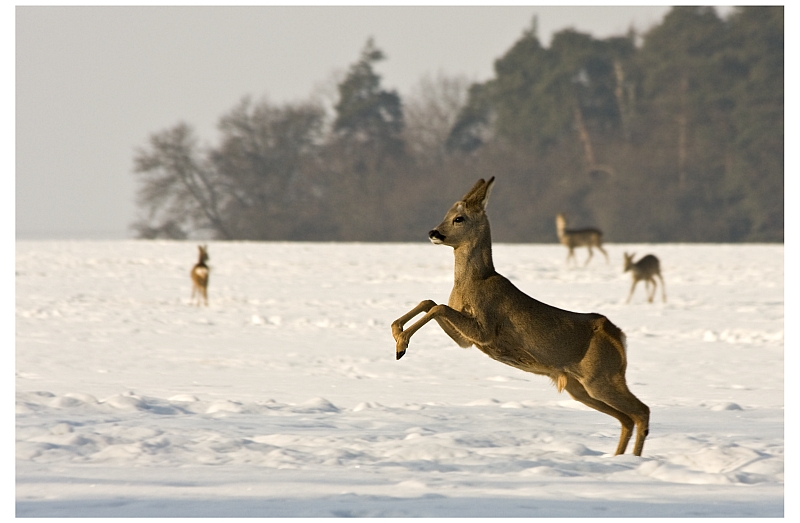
[191,245,210,306]
[555,213,609,266]
[624,252,666,304]
[392,178,650,456]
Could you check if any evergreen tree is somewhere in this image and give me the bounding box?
[449,25,635,159]
[333,38,405,157]
[724,6,784,240]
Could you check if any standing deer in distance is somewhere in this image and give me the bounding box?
[624,252,666,304]
[191,245,210,306]
[555,213,609,266]
[392,178,650,456]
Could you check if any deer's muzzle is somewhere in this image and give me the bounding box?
[429,229,446,244]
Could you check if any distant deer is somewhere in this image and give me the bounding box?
[191,245,210,306]
[555,213,609,266]
[392,178,650,456]
[623,252,666,304]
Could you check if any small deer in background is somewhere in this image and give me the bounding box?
[555,213,609,266]
[623,252,666,304]
[191,245,210,306]
[392,178,650,456]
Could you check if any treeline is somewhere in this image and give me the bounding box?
[132,6,783,243]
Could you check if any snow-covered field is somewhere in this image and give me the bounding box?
[15,240,783,517]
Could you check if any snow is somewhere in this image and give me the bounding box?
[15,240,783,517]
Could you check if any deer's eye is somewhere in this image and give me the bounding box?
[453,216,465,224]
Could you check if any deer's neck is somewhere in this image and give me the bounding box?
[453,228,495,282]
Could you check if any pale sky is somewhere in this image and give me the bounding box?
[15,5,736,239]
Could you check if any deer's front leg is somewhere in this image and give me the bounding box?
[392,300,437,340]
[626,280,639,304]
[394,304,486,360]
[392,300,437,359]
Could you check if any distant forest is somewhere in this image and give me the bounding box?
[132,6,783,243]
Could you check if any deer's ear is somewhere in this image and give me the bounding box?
[462,178,486,202]
[465,176,495,211]
[480,177,495,210]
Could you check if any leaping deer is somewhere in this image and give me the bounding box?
[191,245,210,306]
[555,213,609,266]
[392,178,650,456]
[624,252,666,304]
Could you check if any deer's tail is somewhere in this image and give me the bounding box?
[596,316,627,359]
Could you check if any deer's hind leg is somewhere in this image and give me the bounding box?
[576,333,650,456]
[584,246,594,266]
[656,273,666,302]
[580,373,650,456]
[645,279,655,303]
[597,244,609,264]
[649,277,660,303]
[564,377,634,455]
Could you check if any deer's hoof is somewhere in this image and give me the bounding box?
[396,349,406,360]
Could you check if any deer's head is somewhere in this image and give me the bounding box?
[623,252,635,272]
[429,177,495,248]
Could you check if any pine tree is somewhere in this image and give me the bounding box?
[333,38,405,157]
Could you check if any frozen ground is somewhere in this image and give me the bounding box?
[15,240,783,517]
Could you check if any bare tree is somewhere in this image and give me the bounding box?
[131,99,329,240]
[132,123,232,239]
[403,71,471,163]
[211,97,327,239]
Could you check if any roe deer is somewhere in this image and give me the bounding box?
[392,178,650,456]
[624,252,666,304]
[191,245,210,306]
[555,213,609,266]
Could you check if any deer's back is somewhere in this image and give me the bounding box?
[633,255,660,275]
[561,227,603,247]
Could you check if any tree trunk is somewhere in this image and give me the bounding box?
[574,104,596,168]
[677,74,689,189]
